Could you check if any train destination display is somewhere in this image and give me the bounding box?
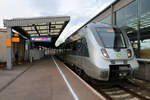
[30,36,51,42]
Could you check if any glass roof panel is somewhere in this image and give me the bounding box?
[22,26,33,30]
[38,23,47,25]
[56,21,65,24]
[40,34,48,36]
[52,30,60,32]
[40,30,48,33]
[31,34,39,36]
[55,25,62,28]
[51,22,55,24]
[39,26,47,29]
[50,33,59,35]
[28,31,37,34]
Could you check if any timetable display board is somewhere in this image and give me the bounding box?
[30,36,51,42]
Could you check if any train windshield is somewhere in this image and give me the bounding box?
[96,27,126,48]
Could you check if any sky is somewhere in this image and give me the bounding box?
[0,0,115,45]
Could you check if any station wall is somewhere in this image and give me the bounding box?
[0,29,27,63]
[0,29,7,62]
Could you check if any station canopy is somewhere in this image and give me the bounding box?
[3,16,70,48]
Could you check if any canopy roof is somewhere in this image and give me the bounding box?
[4,16,70,48]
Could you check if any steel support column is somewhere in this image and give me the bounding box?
[6,27,12,70]
[137,0,141,58]
[111,5,116,26]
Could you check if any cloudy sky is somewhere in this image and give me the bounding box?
[0,0,115,44]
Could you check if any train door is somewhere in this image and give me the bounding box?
[75,39,82,66]
[81,38,89,69]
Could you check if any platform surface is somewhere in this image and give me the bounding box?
[0,57,103,100]
[0,63,31,92]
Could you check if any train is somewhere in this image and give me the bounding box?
[57,22,139,81]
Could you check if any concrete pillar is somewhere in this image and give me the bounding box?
[25,40,30,61]
[6,27,12,70]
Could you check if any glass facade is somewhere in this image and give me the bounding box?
[116,0,139,57]
[100,15,111,24]
[139,0,150,58]
[92,0,150,59]
[96,27,126,48]
[116,0,150,58]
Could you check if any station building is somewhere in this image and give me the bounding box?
[1,0,150,64]
[2,16,70,69]
[0,28,27,64]
[0,29,7,63]
[88,0,150,59]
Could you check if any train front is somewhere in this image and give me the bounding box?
[89,23,139,81]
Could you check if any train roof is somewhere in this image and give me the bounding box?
[65,22,115,43]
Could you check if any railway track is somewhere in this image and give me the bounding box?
[92,79,150,100]
[64,62,150,100]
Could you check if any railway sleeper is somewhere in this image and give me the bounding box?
[117,85,150,100]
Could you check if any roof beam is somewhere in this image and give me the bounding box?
[33,24,40,36]
[21,24,64,27]
[30,34,59,37]
[25,28,62,31]
[12,26,29,38]
[49,22,51,33]
[28,32,59,34]
[4,16,70,27]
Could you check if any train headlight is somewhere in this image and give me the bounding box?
[101,49,109,58]
[127,49,132,58]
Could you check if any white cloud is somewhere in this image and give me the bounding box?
[56,0,115,45]
[0,0,115,46]
[0,0,41,28]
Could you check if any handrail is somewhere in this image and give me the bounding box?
[137,58,150,63]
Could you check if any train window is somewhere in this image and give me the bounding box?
[96,27,126,49]
[66,43,73,54]
[73,41,77,51]
[76,40,82,49]
[81,38,89,57]
[113,28,126,48]
[76,39,82,55]
[66,38,89,57]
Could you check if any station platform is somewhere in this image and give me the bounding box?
[0,56,104,100]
